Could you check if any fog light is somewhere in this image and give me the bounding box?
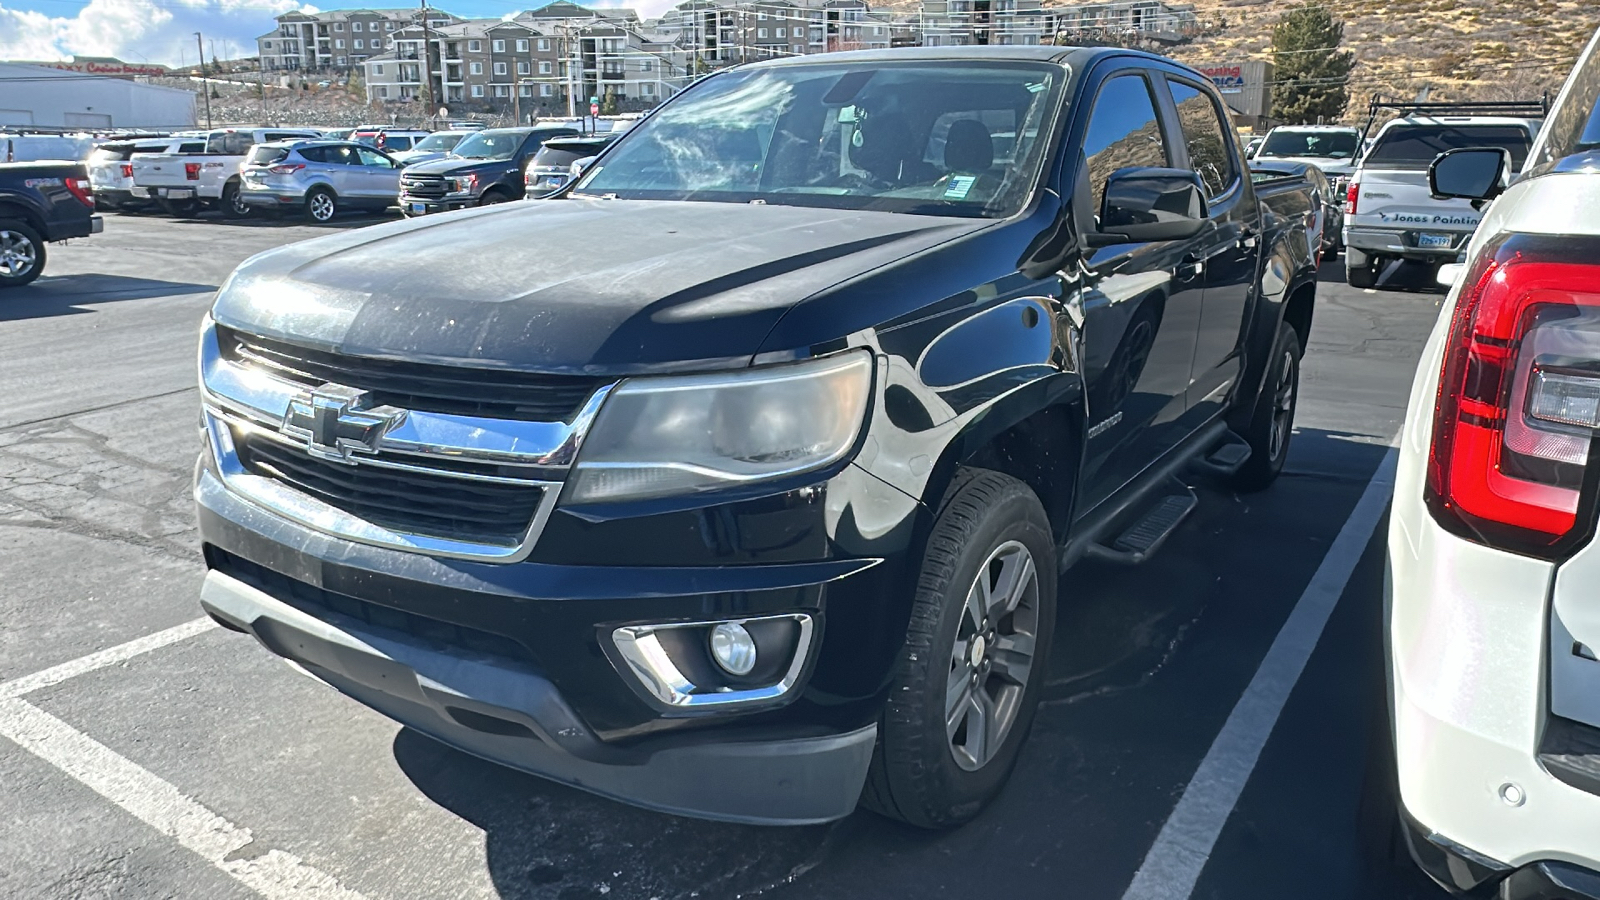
[709,622,757,676]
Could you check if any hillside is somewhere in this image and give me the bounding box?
[1165,0,1593,119]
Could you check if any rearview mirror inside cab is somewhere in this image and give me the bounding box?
[1429,147,1513,203]
[1091,167,1208,246]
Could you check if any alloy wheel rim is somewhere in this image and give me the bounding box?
[1268,347,1296,461]
[230,190,249,216]
[0,230,37,278]
[311,195,334,221]
[946,539,1039,772]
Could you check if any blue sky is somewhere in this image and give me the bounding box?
[0,0,653,68]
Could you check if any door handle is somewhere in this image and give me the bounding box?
[1178,254,1204,280]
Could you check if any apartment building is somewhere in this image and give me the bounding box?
[918,0,1047,47]
[1041,0,1198,44]
[364,6,686,114]
[655,0,893,67]
[257,8,461,72]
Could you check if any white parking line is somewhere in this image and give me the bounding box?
[0,617,217,699]
[1120,448,1399,900]
[0,619,371,900]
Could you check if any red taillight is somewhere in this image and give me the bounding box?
[184,162,201,181]
[1345,183,1359,215]
[64,177,94,208]
[267,164,305,175]
[120,162,132,178]
[1425,234,1600,557]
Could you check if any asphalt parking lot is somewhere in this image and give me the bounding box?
[2,208,1452,900]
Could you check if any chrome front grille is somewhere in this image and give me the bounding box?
[399,173,447,200]
[218,326,604,423]
[199,319,611,562]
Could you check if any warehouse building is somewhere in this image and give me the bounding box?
[0,63,196,129]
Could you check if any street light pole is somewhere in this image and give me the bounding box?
[195,31,213,128]
[419,0,435,122]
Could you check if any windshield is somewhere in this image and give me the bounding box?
[574,61,1064,217]
[1367,124,1533,169]
[4,135,94,162]
[453,130,527,160]
[1259,130,1359,159]
[412,133,464,153]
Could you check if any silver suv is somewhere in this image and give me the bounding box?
[239,140,402,222]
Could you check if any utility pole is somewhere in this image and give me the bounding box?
[195,31,213,128]
[419,0,435,123]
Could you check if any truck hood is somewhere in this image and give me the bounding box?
[403,156,508,176]
[1256,155,1356,176]
[211,198,986,373]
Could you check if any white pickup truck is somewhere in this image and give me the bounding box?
[131,127,320,218]
[1343,105,1544,289]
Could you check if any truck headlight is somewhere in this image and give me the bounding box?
[566,350,873,503]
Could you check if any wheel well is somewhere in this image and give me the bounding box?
[960,403,1081,543]
[1283,281,1314,350]
[0,202,44,235]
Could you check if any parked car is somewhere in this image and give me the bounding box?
[1385,25,1600,899]
[193,47,1319,828]
[522,133,618,198]
[390,130,471,167]
[351,128,430,154]
[238,140,403,222]
[1253,124,1361,250]
[398,125,580,215]
[0,159,101,288]
[87,135,202,211]
[1245,135,1265,158]
[1344,102,1544,288]
[131,127,324,218]
[1250,161,1333,260]
[446,120,487,131]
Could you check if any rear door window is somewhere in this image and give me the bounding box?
[1167,80,1240,200]
[1367,124,1533,169]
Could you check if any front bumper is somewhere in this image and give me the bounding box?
[400,195,475,215]
[1402,810,1600,898]
[200,568,876,825]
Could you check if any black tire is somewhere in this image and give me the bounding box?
[305,187,338,223]
[0,219,46,288]
[478,189,511,206]
[157,196,201,217]
[863,468,1058,829]
[1347,257,1379,288]
[220,181,252,219]
[1230,322,1302,492]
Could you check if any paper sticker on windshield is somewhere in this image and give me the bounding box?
[944,176,976,200]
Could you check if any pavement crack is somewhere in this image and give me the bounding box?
[1,386,198,433]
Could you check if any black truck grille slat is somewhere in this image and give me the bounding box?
[209,548,537,666]
[400,173,447,199]
[236,433,542,546]
[218,326,602,422]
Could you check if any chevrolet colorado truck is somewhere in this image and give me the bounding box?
[0,159,101,288]
[194,47,1318,827]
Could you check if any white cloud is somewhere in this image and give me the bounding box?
[0,0,311,66]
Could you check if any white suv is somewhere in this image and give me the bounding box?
[1387,26,1600,898]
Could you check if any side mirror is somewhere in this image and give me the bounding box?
[1429,147,1512,202]
[1092,167,1208,246]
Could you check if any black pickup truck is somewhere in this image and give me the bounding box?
[194,47,1319,828]
[398,125,579,215]
[0,160,102,288]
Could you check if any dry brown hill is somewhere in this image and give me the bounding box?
[1166,0,1594,120]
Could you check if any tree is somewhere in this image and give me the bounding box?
[1271,4,1356,123]
[601,85,619,115]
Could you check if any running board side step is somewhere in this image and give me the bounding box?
[1084,481,1199,566]
[1188,431,1252,479]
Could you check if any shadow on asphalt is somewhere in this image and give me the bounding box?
[390,428,1420,900]
[1316,253,1449,294]
[103,208,400,230]
[0,274,216,321]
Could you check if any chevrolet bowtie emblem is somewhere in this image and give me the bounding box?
[281,384,407,464]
